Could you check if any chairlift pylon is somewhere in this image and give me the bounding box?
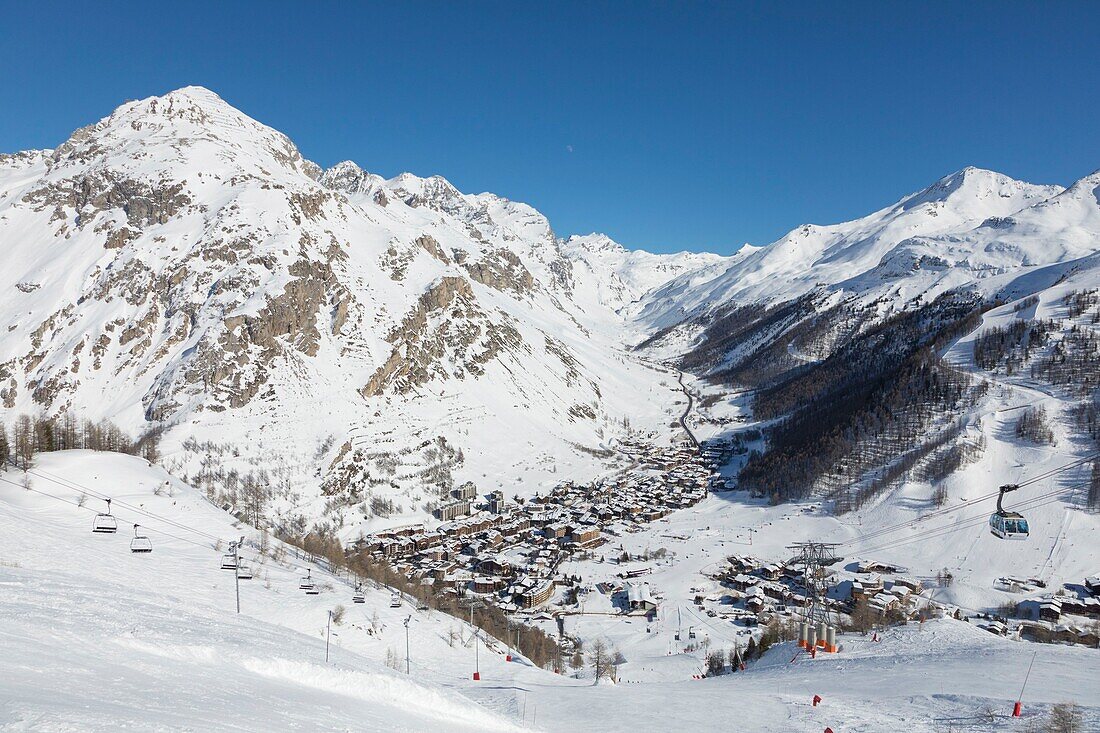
[130,523,152,553]
[989,484,1029,540]
[92,498,118,534]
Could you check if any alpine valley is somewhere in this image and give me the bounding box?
[3,88,1100,732]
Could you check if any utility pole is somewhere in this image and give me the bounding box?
[404,616,411,674]
[326,610,332,663]
[232,537,242,614]
[461,598,484,680]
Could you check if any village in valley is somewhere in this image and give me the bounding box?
[354,438,722,617]
[351,411,1100,663]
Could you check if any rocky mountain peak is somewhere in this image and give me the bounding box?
[46,86,319,182]
[320,160,385,194]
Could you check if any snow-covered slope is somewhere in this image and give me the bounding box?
[4,452,1098,732]
[560,233,728,313]
[0,87,719,536]
[634,167,1076,335]
[0,451,525,732]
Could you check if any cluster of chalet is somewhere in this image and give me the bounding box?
[714,555,932,624]
[1008,574,1100,648]
[849,575,924,615]
[718,555,813,619]
[353,440,717,614]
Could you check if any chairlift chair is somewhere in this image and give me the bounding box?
[300,569,316,592]
[352,583,365,604]
[989,484,1029,540]
[390,592,401,608]
[129,524,153,553]
[236,562,253,580]
[92,498,118,533]
[221,553,238,570]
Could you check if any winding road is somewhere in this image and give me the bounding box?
[676,371,700,449]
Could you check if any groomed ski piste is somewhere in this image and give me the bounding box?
[3,450,1098,731]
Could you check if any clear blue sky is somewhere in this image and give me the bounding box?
[2,2,1097,254]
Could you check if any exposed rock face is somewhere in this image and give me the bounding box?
[462,248,535,295]
[23,172,193,228]
[362,277,524,396]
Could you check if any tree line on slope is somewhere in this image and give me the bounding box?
[970,293,1100,514]
[0,412,164,470]
[731,292,988,504]
[283,529,565,670]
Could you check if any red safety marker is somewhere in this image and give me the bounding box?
[812,695,822,707]
[472,671,481,681]
[506,654,513,662]
[1013,701,1022,717]
[825,728,834,733]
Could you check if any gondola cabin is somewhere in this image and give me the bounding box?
[990,484,1029,540]
[989,511,1028,540]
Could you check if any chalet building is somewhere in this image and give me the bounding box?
[626,582,658,613]
[1039,599,1063,622]
[478,556,512,576]
[1085,575,1100,596]
[868,592,899,614]
[471,576,503,594]
[518,579,555,608]
[545,523,568,539]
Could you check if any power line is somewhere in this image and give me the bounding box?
[838,452,1097,549]
[853,480,1086,557]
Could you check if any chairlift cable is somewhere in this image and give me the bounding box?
[26,467,223,542]
[1,476,214,550]
[6,471,387,594]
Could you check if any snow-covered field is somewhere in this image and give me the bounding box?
[3,451,1098,731]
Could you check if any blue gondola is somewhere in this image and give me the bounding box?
[990,484,1029,540]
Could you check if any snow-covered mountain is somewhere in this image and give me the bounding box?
[634,165,1100,363]
[0,87,718,536]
